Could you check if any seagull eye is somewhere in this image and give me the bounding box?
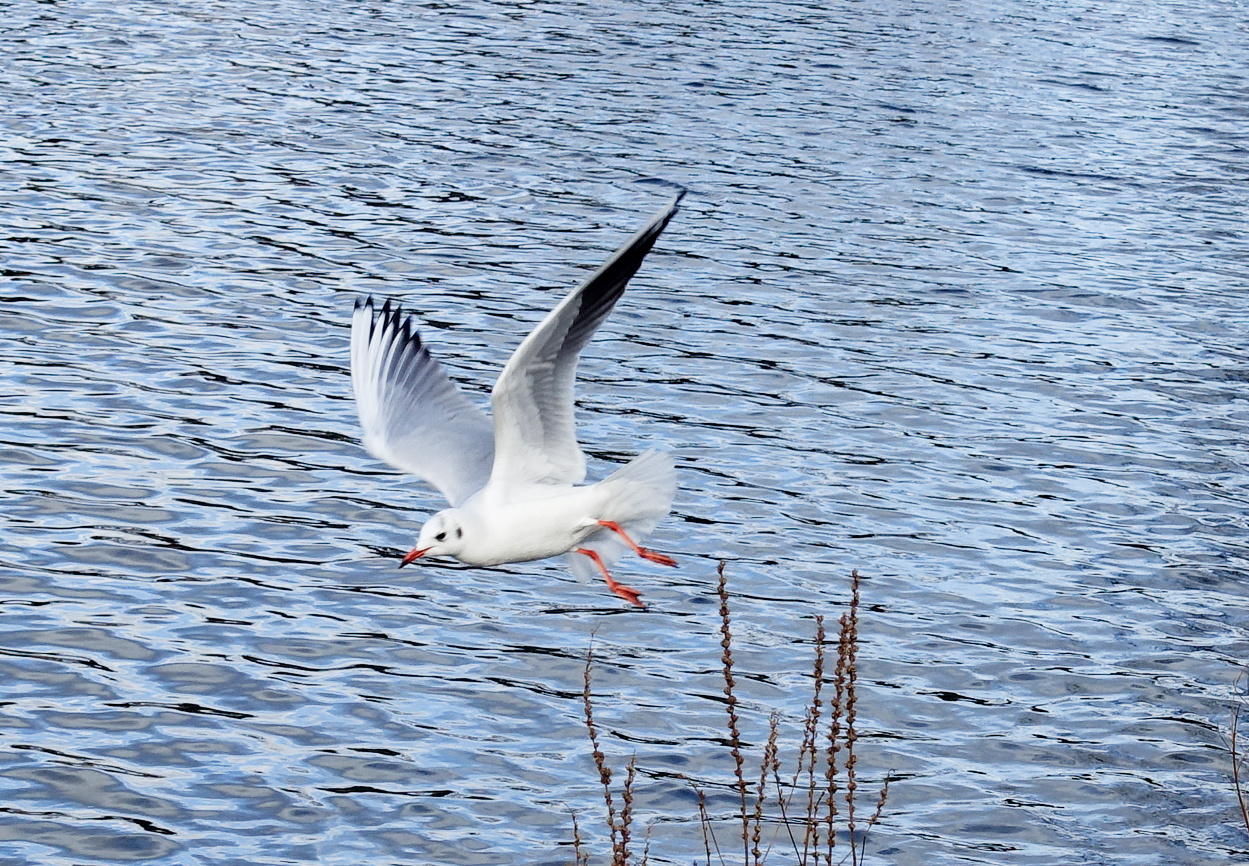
[435,532,446,542]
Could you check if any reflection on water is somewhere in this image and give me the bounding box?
[3,0,1248,863]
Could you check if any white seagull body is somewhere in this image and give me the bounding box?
[350,192,684,607]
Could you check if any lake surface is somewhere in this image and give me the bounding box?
[3,0,1248,863]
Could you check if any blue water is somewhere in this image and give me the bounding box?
[3,1,1248,863]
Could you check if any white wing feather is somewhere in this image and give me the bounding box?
[487,192,684,490]
[350,296,494,507]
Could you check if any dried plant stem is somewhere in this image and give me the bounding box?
[716,561,750,864]
[691,782,720,866]
[1234,677,1249,837]
[825,624,848,865]
[844,570,861,865]
[858,777,891,864]
[620,756,637,865]
[582,646,621,861]
[800,616,827,861]
[570,809,587,866]
[770,763,800,862]
[751,713,781,865]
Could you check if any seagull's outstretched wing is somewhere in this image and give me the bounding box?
[487,191,684,490]
[351,296,495,506]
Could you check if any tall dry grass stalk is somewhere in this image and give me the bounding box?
[571,810,589,866]
[574,565,888,865]
[1233,674,1249,838]
[716,561,751,864]
[578,643,644,866]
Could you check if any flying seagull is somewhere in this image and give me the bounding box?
[350,192,683,607]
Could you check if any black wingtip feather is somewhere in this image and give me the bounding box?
[563,193,683,346]
[356,294,427,354]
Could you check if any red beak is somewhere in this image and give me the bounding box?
[399,546,430,568]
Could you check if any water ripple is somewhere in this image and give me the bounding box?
[2,0,1248,864]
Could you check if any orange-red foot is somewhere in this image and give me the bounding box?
[575,546,645,609]
[596,520,677,567]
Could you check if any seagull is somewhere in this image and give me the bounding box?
[350,192,684,608]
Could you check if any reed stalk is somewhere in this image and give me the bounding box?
[582,645,621,862]
[571,810,589,866]
[843,570,861,864]
[717,561,751,865]
[752,713,781,865]
[1233,675,1249,837]
[800,616,826,860]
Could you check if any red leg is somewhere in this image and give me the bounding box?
[596,520,677,567]
[575,547,645,609]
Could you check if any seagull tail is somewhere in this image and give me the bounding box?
[564,449,676,582]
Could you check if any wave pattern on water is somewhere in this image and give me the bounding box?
[2,0,1248,864]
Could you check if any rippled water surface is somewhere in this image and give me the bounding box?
[4,1,1249,863]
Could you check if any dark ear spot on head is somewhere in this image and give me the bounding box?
[455,527,463,539]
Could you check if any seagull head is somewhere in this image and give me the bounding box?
[400,509,466,567]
